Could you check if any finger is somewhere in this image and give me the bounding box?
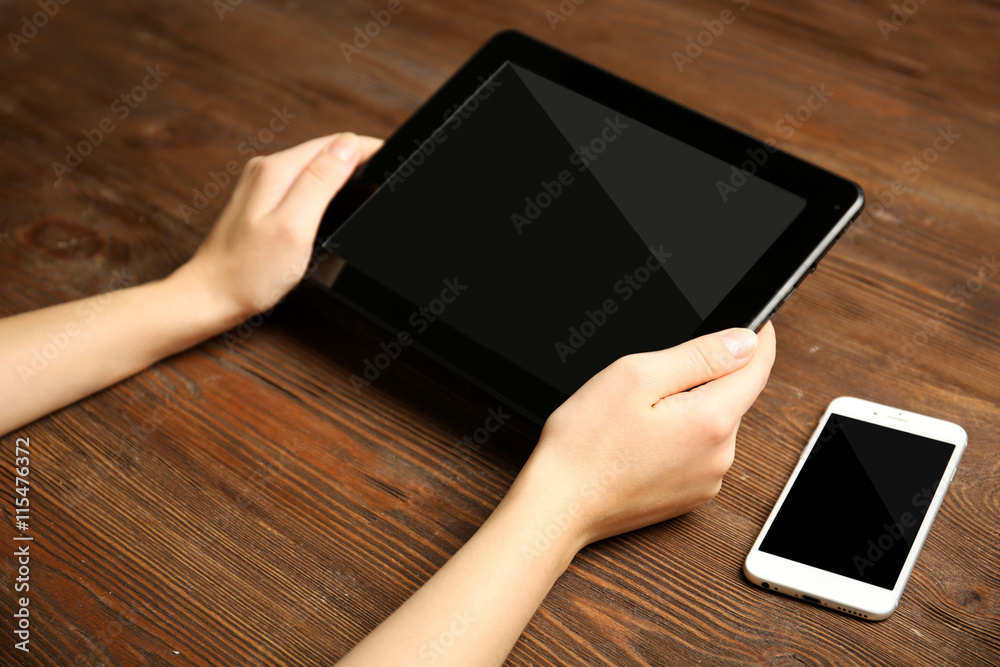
[627,327,759,404]
[231,134,383,215]
[682,321,776,418]
[273,132,369,224]
[228,136,335,209]
[269,134,383,173]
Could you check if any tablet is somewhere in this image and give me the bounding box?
[312,30,864,423]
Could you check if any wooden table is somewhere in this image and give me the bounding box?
[2,0,998,664]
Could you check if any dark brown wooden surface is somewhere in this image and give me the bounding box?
[2,0,998,665]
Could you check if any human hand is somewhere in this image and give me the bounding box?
[334,326,774,666]
[516,322,776,551]
[175,132,383,324]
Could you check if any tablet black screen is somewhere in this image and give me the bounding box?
[327,61,806,397]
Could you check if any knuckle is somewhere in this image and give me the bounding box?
[700,411,733,443]
[303,153,348,186]
[713,443,736,477]
[608,353,654,387]
[689,342,725,378]
[244,154,267,174]
[241,154,271,185]
[303,161,332,185]
[697,396,741,441]
[272,213,312,248]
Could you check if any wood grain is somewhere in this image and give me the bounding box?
[1,0,998,664]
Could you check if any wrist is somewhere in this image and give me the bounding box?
[498,455,593,571]
[511,438,637,554]
[166,258,252,334]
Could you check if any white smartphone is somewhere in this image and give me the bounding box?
[744,396,967,620]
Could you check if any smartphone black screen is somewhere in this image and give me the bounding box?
[759,414,955,590]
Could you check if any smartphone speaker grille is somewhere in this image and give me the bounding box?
[836,606,869,619]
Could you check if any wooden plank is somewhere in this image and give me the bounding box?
[1,0,997,664]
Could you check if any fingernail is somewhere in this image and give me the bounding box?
[722,328,757,359]
[327,132,358,161]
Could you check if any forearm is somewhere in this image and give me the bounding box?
[338,459,586,666]
[0,133,377,437]
[0,263,239,435]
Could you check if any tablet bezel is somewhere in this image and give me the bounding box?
[312,30,864,423]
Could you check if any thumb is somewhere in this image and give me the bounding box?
[639,327,759,403]
[275,132,361,223]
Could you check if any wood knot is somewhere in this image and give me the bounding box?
[955,586,987,614]
[17,217,105,260]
